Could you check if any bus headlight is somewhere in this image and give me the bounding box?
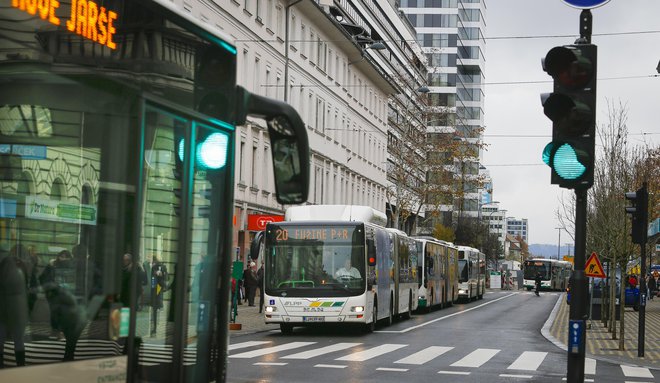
[265,306,276,313]
[350,306,364,313]
[458,289,466,294]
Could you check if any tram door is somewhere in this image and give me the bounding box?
[136,103,232,382]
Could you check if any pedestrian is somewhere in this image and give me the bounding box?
[534,272,541,296]
[39,249,86,361]
[244,262,258,307]
[150,254,168,337]
[0,245,30,367]
[647,273,656,300]
[257,261,265,313]
[628,274,638,289]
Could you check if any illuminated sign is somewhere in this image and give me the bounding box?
[25,195,97,225]
[247,214,284,231]
[12,0,118,50]
[270,226,355,242]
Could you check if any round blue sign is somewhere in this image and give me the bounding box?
[561,0,611,9]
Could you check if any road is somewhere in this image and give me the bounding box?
[226,290,659,382]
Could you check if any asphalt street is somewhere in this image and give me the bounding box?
[226,290,656,382]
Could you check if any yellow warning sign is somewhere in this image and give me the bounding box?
[585,252,606,278]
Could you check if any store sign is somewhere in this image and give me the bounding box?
[12,0,118,50]
[247,214,284,231]
[0,144,47,159]
[25,196,97,225]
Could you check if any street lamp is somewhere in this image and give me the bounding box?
[555,227,562,260]
[496,210,507,270]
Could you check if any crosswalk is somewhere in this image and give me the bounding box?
[228,341,658,380]
[1,339,198,367]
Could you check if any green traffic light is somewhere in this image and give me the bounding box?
[552,143,586,180]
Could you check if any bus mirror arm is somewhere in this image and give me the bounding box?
[235,86,310,204]
[250,231,265,261]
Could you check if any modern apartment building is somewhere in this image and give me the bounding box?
[507,217,529,243]
[399,0,487,226]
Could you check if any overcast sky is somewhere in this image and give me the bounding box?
[483,0,660,246]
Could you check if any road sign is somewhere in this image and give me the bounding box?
[584,252,605,278]
[561,0,611,9]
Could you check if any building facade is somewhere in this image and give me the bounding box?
[399,0,487,226]
[507,217,528,242]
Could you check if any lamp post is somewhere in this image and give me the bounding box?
[555,227,562,260]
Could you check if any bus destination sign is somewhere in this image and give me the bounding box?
[272,226,353,242]
[12,0,118,50]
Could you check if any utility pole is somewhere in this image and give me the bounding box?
[556,227,562,260]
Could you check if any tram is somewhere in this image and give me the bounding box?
[0,1,309,382]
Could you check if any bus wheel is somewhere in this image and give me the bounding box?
[280,324,293,334]
[364,303,377,333]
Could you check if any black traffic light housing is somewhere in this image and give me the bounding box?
[625,184,648,245]
[541,44,597,189]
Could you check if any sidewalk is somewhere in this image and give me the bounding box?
[546,292,660,370]
[228,302,278,336]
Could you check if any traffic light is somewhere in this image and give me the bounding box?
[624,184,648,245]
[541,44,597,189]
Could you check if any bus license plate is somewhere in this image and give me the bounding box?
[303,316,324,323]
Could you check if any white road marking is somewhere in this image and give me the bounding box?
[450,348,500,368]
[376,293,517,333]
[394,346,454,365]
[229,342,316,358]
[621,365,654,378]
[314,364,347,369]
[507,351,548,371]
[254,362,287,366]
[281,343,361,359]
[228,341,271,351]
[335,344,407,362]
[585,357,596,375]
[500,374,534,379]
[438,370,471,375]
[376,367,409,372]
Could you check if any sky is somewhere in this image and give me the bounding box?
[483,0,660,246]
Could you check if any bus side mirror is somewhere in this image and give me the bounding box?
[235,86,309,204]
[249,230,265,261]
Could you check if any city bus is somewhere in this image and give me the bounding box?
[457,246,486,301]
[0,1,309,382]
[523,259,570,291]
[414,236,458,311]
[260,205,417,333]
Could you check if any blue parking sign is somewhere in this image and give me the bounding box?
[562,0,611,9]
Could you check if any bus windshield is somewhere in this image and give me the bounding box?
[524,261,552,280]
[458,259,469,283]
[264,223,366,297]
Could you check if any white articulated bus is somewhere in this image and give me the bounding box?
[260,205,416,333]
[523,259,572,291]
[413,236,459,311]
[457,246,486,301]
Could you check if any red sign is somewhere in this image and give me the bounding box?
[247,214,284,231]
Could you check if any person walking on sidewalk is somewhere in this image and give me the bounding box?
[243,262,258,307]
[647,273,656,300]
[257,261,265,313]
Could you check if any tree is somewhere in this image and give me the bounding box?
[386,78,463,234]
[556,100,659,348]
[433,222,455,243]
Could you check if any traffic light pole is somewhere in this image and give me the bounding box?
[567,188,588,383]
[637,182,648,357]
